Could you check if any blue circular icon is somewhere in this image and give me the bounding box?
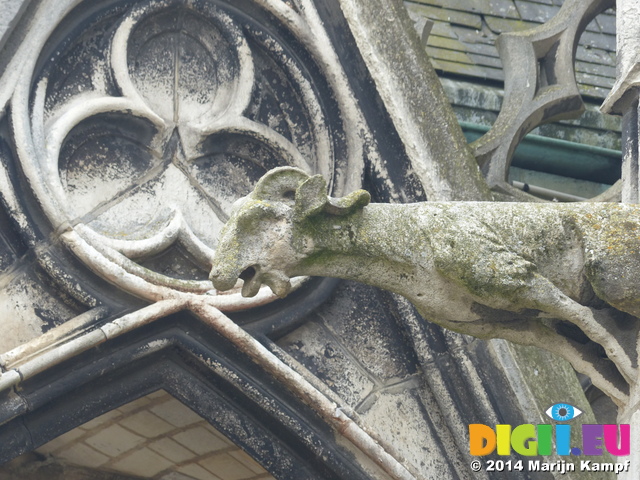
[545,403,583,422]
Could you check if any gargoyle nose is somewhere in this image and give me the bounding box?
[209,266,226,286]
[209,265,239,292]
[209,267,221,280]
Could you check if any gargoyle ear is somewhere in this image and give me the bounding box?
[236,202,277,230]
[253,166,310,202]
[324,189,371,216]
[294,174,328,219]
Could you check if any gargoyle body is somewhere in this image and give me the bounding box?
[211,167,640,321]
[210,167,640,402]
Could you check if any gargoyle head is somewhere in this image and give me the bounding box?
[209,167,370,297]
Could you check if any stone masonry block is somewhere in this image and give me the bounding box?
[150,398,204,428]
[112,447,174,477]
[149,437,198,463]
[172,426,230,456]
[199,452,256,480]
[278,319,375,408]
[85,424,145,458]
[119,410,174,438]
[56,443,109,468]
[316,282,416,381]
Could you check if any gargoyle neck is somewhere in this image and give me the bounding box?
[291,204,421,290]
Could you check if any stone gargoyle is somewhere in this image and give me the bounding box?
[210,167,640,406]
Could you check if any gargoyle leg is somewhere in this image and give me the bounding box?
[519,274,636,383]
[439,316,629,407]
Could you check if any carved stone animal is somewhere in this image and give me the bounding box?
[210,167,640,387]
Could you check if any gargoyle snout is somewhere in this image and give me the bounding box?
[209,265,241,292]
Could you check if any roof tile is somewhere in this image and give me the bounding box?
[474,0,520,18]
[580,30,616,52]
[467,52,503,69]
[427,35,470,52]
[576,60,616,79]
[427,46,474,64]
[514,0,560,23]
[407,3,482,29]
[463,41,500,58]
[576,45,615,66]
[405,0,617,99]
[576,71,614,90]
[595,10,615,35]
[484,16,537,34]
[584,18,602,35]
[410,0,520,19]
[450,24,499,45]
[431,58,505,81]
[430,21,460,38]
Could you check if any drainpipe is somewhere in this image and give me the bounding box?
[459,121,621,186]
[620,100,639,203]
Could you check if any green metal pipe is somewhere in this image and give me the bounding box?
[460,121,622,185]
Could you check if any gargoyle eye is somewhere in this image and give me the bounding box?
[545,403,583,422]
[282,189,296,201]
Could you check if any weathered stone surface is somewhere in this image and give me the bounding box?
[338,0,491,202]
[313,282,417,381]
[359,387,457,477]
[0,0,24,47]
[470,0,615,194]
[600,0,640,208]
[0,266,84,353]
[278,319,376,408]
[0,0,374,312]
[601,0,640,114]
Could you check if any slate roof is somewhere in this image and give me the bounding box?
[405,0,616,100]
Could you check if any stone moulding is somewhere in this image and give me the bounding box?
[0,308,410,479]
